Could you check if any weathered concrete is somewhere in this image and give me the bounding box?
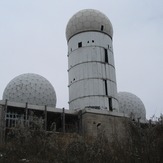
[81,108,128,141]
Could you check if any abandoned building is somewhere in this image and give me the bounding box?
[0,9,146,140]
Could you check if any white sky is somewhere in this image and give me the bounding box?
[0,0,163,119]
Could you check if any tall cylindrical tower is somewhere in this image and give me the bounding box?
[66,9,119,111]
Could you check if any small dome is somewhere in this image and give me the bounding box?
[3,73,57,107]
[118,92,146,122]
[66,9,113,41]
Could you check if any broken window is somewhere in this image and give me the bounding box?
[104,80,108,95]
[101,25,104,31]
[109,98,113,111]
[104,48,108,63]
[78,42,82,48]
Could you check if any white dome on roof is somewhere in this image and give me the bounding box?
[66,9,113,41]
[118,92,146,122]
[3,73,57,107]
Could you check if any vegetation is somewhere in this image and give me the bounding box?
[0,116,163,163]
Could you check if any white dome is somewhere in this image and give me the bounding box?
[66,9,113,41]
[118,92,146,121]
[3,73,57,107]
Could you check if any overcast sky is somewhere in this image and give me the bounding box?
[0,0,163,119]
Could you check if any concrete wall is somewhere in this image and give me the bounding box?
[68,32,118,111]
[81,109,128,141]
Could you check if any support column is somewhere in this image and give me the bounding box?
[25,102,28,126]
[4,99,8,143]
[62,108,65,133]
[44,105,47,131]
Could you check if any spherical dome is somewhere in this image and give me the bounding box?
[3,73,57,107]
[118,92,146,121]
[66,9,113,41]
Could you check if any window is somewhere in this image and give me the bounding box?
[101,25,104,31]
[92,40,94,43]
[87,41,89,43]
[104,80,108,95]
[78,42,82,48]
[104,48,108,63]
[109,98,113,111]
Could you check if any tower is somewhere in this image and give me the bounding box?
[66,9,119,111]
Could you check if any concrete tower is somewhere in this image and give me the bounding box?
[66,9,119,111]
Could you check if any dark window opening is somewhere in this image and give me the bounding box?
[109,98,113,111]
[87,41,89,43]
[104,80,108,96]
[73,78,75,81]
[101,25,104,31]
[78,42,82,48]
[92,40,94,43]
[104,48,108,63]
